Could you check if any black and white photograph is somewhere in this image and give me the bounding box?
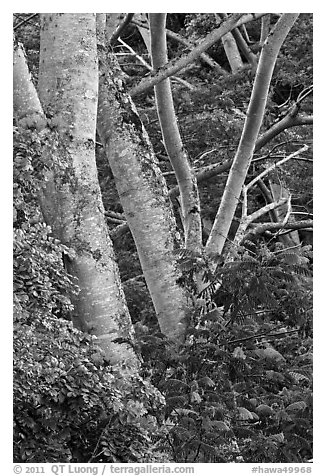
[11,9,314,471]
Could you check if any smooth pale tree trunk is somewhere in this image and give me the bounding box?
[216,15,243,73]
[149,13,202,253]
[13,41,47,131]
[14,14,139,369]
[134,13,151,54]
[96,27,190,342]
[107,13,134,45]
[105,13,125,42]
[206,14,299,259]
[232,27,257,71]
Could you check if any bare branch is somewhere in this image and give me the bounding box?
[131,18,227,74]
[109,13,134,45]
[14,13,38,31]
[246,145,309,191]
[241,219,313,243]
[130,14,266,97]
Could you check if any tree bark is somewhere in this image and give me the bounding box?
[260,14,271,45]
[96,30,190,342]
[13,40,47,131]
[216,15,243,73]
[205,14,299,258]
[14,13,139,369]
[133,13,151,53]
[149,13,202,253]
[231,27,257,70]
[108,13,134,45]
[105,13,125,43]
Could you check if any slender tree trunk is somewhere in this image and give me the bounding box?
[96,28,190,342]
[105,13,125,43]
[108,13,134,45]
[134,13,151,53]
[216,15,243,73]
[149,13,202,253]
[206,14,299,258]
[13,40,47,131]
[13,14,139,368]
[231,27,257,70]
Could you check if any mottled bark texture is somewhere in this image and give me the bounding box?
[149,13,202,253]
[13,40,47,130]
[96,29,190,342]
[206,14,299,258]
[30,13,138,368]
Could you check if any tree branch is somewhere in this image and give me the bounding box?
[241,219,313,243]
[131,18,227,74]
[109,13,134,45]
[129,14,266,97]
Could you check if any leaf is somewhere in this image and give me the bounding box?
[197,376,215,388]
[262,347,286,362]
[256,404,274,417]
[166,395,188,407]
[286,401,307,412]
[210,420,230,431]
[233,346,246,359]
[160,378,189,392]
[172,408,199,418]
[190,391,202,403]
[288,371,310,383]
[237,407,255,420]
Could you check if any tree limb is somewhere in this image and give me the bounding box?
[109,13,134,45]
[129,14,266,97]
[131,18,227,74]
[241,219,313,243]
[117,37,195,90]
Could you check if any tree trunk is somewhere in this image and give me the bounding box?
[14,13,139,369]
[206,14,299,258]
[13,40,47,131]
[134,13,152,54]
[105,13,125,43]
[216,15,243,73]
[96,31,190,342]
[149,13,202,253]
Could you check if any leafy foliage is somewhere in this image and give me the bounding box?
[14,307,165,463]
[136,245,312,463]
